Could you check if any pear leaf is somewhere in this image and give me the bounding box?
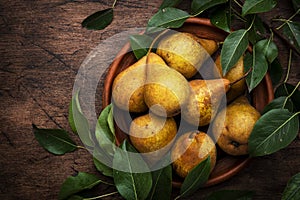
[82,8,113,30]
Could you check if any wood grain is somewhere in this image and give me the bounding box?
[0,0,299,199]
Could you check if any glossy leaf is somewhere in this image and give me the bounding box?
[33,124,77,155]
[159,0,183,9]
[255,38,278,63]
[147,165,172,200]
[282,172,300,200]
[191,0,228,15]
[246,15,266,44]
[244,47,268,92]
[82,8,113,30]
[68,99,77,134]
[113,140,152,200]
[179,157,211,198]
[147,7,190,32]
[93,147,113,177]
[283,21,300,53]
[249,109,299,157]
[242,0,277,16]
[221,29,249,76]
[95,104,115,155]
[275,83,300,112]
[262,96,294,114]
[130,34,153,60]
[206,190,254,200]
[269,58,283,86]
[58,172,101,200]
[210,5,231,32]
[67,196,83,200]
[71,91,94,147]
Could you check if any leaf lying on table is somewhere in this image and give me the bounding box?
[33,124,77,155]
[58,172,101,200]
[242,0,277,16]
[248,109,299,157]
[282,172,300,200]
[177,156,211,199]
[82,8,114,30]
[206,190,254,200]
[113,140,152,200]
[221,29,249,76]
[191,0,228,15]
[147,7,190,33]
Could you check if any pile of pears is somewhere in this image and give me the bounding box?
[112,32,261,179]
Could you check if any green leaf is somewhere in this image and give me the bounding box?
[248,109,299,157]
[82,8,113,30]
[292,0,300,11]
[159,0,183,9]
[221,29,249,76]
[206,190,254,200]
[68,99,77,134]
[283,21,300,53]
[113,140,152,200]
[67,196,83,200]
[93,147,113,177]
[255,38,278,63]
[179,157,211,198]
[244,46,268,92]
[282,173,300,200]
[210,5,231,32]
[269,58,283,86]
[129,34,153,60]
[147,8,190,32]
[71,91,94,147]
[242,0,277,16]
[246,15,266,44]
[147,165,172,200]
[58,172,101,200]
[262,96,294,114]
[191,0,228,15]
[95,104,116,156]
[33,125,77,155]
[275,83,300,112]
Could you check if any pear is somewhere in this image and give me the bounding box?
[129,113,177,164]
[171,131,216,178]
[112,53,166,112]
[144,54,190,117]
[156,32,218,78]
[182,79,230,126]
[215,55,246,102]
[212,96,261,156]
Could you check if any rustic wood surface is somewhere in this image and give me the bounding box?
[0,0,299,199]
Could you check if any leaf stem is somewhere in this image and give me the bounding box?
[284,49,292,83]
[83,191,119,200]
[111,0,118,8]
[233,0,243,8]
[76,145,87,150]
[282,81,300,109]
[246,15,256,32]
[276,8,300,30]
[231,7,247,22]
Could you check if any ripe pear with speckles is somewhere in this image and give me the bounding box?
[182,78,230,127]
[212,96,261,156]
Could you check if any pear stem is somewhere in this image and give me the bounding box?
[229,67,252,87]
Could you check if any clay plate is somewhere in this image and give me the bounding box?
[102,17,274,188]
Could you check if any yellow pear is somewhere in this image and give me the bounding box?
[182,79,230,126]
[112,53,165,112]
[212,96,261,156]
[156,32,218,78]
[171,131,216,178]
[129,113,177,164]
[144,54,190,117]
[215,55,246,102]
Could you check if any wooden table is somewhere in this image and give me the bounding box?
[1,0,299,199]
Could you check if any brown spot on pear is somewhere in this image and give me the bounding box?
[212,96,261,156]
[171,131,216,178]
[182,79,230,126]
[156,32,218,78]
